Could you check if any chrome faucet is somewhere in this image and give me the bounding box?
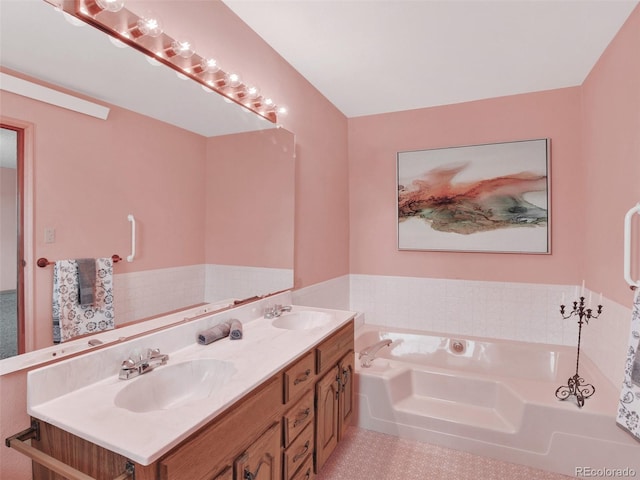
[119,348,169,380]
[264,304,293,319]
[359,339,392,368]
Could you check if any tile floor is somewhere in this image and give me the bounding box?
[316,427,576,480]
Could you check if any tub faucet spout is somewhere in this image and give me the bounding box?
[359,339,392,368]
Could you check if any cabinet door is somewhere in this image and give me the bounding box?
[315,366,339,472]
[234,422,281,480]
[212,466,233,480]
[338,350,355,441]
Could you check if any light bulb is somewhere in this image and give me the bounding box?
[170,39,196,59]
[277,106,288,115]
[95,0,125,13]
[136,15,163,38]
[226,73,241,88]
[246,86,260,99]
[200,58,220,74]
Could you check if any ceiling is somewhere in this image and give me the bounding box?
[223,0,639,118]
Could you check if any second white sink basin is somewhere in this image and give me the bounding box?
[272,311,333,330]
[114,358,236,413]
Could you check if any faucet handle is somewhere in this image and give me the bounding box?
[121,358,136,368]
[147,348,162,358]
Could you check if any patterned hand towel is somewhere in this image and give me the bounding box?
[52,257,114,343]
[617,288,640,442]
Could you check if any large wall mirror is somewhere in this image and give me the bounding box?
[0,0,295,362]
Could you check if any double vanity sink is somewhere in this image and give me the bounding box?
[27,301,353,465]
[114,310,333,414]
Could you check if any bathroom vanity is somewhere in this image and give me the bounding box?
[22,301,355,480]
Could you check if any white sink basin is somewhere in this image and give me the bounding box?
[114,359,236,413]
[272,311,333,330]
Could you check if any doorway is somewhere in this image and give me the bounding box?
[0,125,24,358]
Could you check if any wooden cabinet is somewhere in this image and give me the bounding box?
[314,322,355,472]
[159,376,282,480]
[235,422,281,480]
[283,390,314,447]
[290,455,314,480]
[337,351,355,441]
[283,351,315,404]
[213,466,234,480]
[30,319,354,480]
[283,422,313,480]
[315,364,339,471]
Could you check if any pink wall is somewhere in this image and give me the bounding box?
[133,0,350,289]
[205,128,295,268]
[582,4,640,306]
[348,87,585,284]
[0,167,17,291]
[1,91,207,350]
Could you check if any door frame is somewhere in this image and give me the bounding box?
[1,117,35,354]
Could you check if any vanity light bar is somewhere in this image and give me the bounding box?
[53,0,282,123]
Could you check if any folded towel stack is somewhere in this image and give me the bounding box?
[228,318,243,340]
[197,322,231,345]
[197,319,243,345]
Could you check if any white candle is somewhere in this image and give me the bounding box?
[561,292,565,305]
[599,292,603,305]
[581,280,585,297]
[588,292,593,307]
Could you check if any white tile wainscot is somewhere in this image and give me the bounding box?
[346,274,630,389]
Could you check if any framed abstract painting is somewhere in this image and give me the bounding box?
[397,138,550,254]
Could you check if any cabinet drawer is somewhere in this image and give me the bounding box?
[283,422,314,480]
[290,454,315,480]
[284,351,316,403]
[316,320,354,375]
[283,389,314,446]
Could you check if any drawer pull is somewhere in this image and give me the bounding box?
[341,367,350,392]
[293,408,311,427]
[293,369,311,385]
[293,440,310,463]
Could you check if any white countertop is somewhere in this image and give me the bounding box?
[27,297,355,465]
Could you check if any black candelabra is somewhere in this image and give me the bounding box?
[555,296,603,408]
